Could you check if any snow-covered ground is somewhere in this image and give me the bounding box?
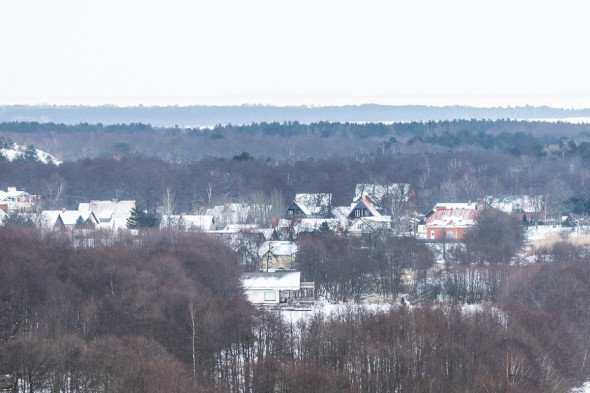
[571,381,590,392]
[273,300,396,328]
[521,225,590,262]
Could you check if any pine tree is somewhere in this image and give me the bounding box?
[127,207,157,229]
[75,216,86,228]
[127,207,141,229]
[23,145,39,162]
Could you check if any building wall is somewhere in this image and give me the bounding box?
[259,253,294,270]
[417,224,427,238]
[426,227,470,240]
[245,289,280,304]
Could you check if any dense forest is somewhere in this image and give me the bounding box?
[3,118,590,392]
[2,228,590,392]
[2,119,590,161]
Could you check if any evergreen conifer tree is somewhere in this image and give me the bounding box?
[127,207,157,229]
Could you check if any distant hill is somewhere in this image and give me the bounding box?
[1,104,590,127]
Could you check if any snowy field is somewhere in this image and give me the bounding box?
[524,225,590,253]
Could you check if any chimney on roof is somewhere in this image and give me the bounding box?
[112,198,118,203]
[61,208,66,213]
[7,187,16,192]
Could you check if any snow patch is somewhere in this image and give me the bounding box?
[0,141,61,165]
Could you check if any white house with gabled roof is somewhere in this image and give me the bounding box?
[40,209,99,231]
[348,196,382,219]
[79,199,136,230]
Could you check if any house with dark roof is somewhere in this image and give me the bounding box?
[347,196,381,219]
[286,198,312,219]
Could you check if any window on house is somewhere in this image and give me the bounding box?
[446,231,454,239]
[430,230,435,238]
[355,209,361,217]
[264,291,276,301]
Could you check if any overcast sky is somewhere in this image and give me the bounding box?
[1,1,589,107]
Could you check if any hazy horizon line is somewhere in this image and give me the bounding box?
[1,102,590,110]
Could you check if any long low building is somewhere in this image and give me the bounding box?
[241,271,301,304]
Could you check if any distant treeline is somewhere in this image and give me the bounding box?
[2,104,590,126]
[4,119,590,162]
[2,118,590,141]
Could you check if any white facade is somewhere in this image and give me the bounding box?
[242,271,301,304]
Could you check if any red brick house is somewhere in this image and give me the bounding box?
[425,203,478,240]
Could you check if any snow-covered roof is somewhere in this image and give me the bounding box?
[354,183,411,206]
[0,188,32,202]
[160,214,215,230]
[59,210,96,226]
[4,190,26,199]
[81,200,136,230]
[40,210,97,228]
[435,203,477,210]
[331,206,351,222]
[427,203,478,228]
[242,271,301,291]
[271,218,292,229]
[294,193,332,214]
[0,209,5,225]
[224,223,260,232]
[258,241,299,259]
[205,203,252,225]
[293,218,340,234]
[39,210,61,229]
